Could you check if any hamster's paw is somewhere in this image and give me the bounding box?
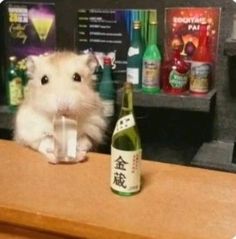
[76,150,88,162]
[76,137,92,162]
[38,137,58,164]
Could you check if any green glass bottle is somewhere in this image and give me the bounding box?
[17,58,29,99]
[6,56,23,111]
[98,57,115,117]
[111,82,142,196]
[126,20,143,90]
[142,21,161,94]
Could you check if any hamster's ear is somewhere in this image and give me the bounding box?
[80,53,98,74]
[26,56,38,78]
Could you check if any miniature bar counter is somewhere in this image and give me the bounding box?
[0,139,236,239]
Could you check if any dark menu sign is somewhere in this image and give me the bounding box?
[77,9,130,72]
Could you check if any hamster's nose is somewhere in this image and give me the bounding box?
[57,101,71,116]
[58,107,70,116]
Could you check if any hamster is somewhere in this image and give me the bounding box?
[14,51,107,164]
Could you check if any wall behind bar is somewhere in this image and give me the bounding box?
[1,0,236,151]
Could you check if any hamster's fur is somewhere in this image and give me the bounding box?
[14,51,107,163]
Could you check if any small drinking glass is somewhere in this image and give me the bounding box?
[53,115,78,163]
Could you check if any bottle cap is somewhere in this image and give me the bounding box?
[103,57,111,65]
[9,56,16,62]
[133,20,141,29]
[149,21,157,25]
[124,81,133,89]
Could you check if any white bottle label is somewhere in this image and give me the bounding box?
[127,68,139,84]
[102,100,114,117]
[113,114,135,135]
[190,61,211,93]
[111,146,141,193]
[142,60,161,88]
[128,47,139,57]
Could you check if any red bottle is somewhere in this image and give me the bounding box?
[161,48,190,94]
[190,23,212,94]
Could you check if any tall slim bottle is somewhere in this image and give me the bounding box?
[126,20,143,90]
[190,23,212,94]
[111,82,142,196]
[6,56,23,111]
[98,57,115,117]
[142,21,161,94]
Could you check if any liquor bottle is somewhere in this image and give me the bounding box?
[190,23,212,94]
[98,56,115,117]
[17,58,28,98]
[126,20,143,90]
[111,82,142,196]
[142,21,161,94]
[161,48,190,94]
[6,56,23,111]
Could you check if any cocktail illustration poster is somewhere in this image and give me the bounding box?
[5,2,56,60]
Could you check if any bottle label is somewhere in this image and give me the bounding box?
[190,61,211,93]
[111,146,141,193]
[102,100,114,117]
[142,60,160,88]
[113,114,135,135]
[127,68,139,84]
[169,69,189,89]
[128,47,140,57]
[9,77,23,106]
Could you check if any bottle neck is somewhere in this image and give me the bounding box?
[198,24,208,48]
[172,49,181,59]
[132,27,141,44]
[102,64,112,79]
[148,23,157,45]
[193,23,211,62]
[120,84,133,116]
[9,61,15,68]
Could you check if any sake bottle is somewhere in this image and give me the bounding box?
[98,56,115,117]
[126,20,143,90]
[110,82,142,196]
[142,21,161,94]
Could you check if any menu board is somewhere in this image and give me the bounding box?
[5,2,56,60]
[77,9,157,72]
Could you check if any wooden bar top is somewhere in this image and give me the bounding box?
[0,139,236,239]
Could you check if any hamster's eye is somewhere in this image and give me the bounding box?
[41,75,49,85]
[73,73,81,82]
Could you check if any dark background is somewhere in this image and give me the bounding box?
[0,0,236,165]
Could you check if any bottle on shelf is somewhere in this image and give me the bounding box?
[142,20,162,94]
[161,47,190,94]
[6,56,23,111]
[17,58,29,98]
[190,23,212,94]
[126,20,144,90]
[98,56,115,118]
[110,82,142,196]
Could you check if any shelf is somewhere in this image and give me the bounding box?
[0,89,216,131]
[224,38,236,56]
[116,88,216,113]
[0,105,15,130]
[191,140,236,173]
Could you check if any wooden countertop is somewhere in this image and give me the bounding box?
[0,139,236,239]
